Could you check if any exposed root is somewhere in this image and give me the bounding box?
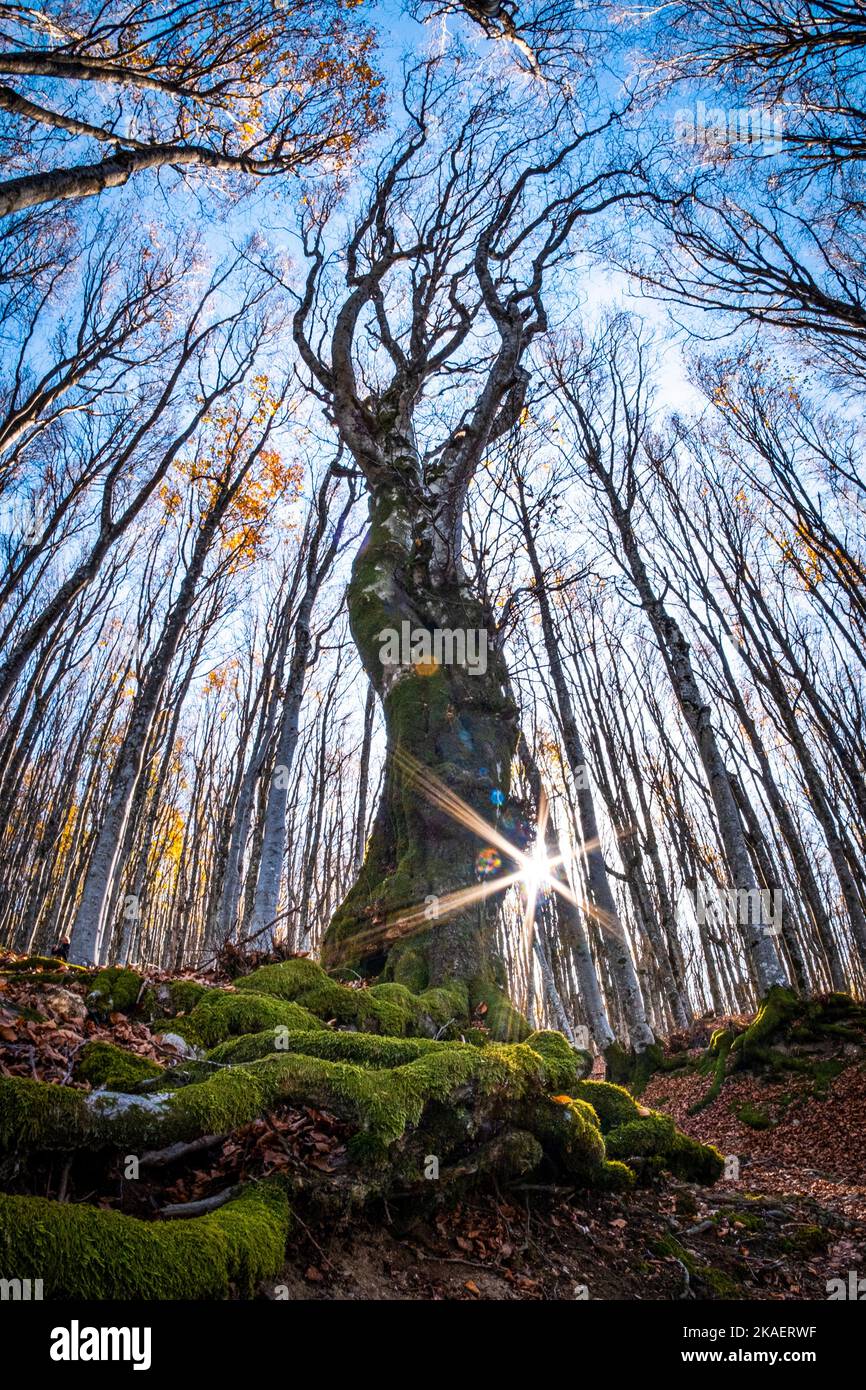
[0,959,725,1299]
[0,1180,291,1299]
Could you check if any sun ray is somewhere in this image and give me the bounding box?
[332,748,629,969]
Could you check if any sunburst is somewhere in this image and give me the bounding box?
[336,747,627,971]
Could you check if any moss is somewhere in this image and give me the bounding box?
[651,1233,738,1295]
[0,956,90,974]
[0,970,92,988]
[780,1224,830,1255]
[668,1130,725,1183]
[0,1076,92,1151]
[603,1040,664,1093]
[535,1095,612,1183]
[715,1207,763,1232]
[596,1159,637,1191]
[606,1111,677,1159]
[700,1266,742,1298]
[730,986,800,1064]
[234,959,470,1038]
[389,947,428,994]
[811,1058,845,1098]
[690,1027,734,1114]
[416,981,469,1030]
[524,1030,592,1089]
[153,989,324,1048]
[0,1033,612,1186]
[85,967,143,1018]
[166,979,209,1015]
[735,1102,772,1130]
[571,1079,643,1131]
[208,1029,450,1068]
[75,1042,164,1091]
[470,979,530,1042]
[0,1181,291,1299]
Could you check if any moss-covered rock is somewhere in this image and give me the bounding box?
[152,989,324,1048]
[164,979,209,1015]
[85,967,143,1018]
[605,1111,677,1160]
[571,1079,642,1131]
[0,1181,291,1299]
[75,1042,164,1092]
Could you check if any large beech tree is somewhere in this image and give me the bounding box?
[292,65,640,1007]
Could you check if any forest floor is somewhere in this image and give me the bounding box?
[2,957,864,1301]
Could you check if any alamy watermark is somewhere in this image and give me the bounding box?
[674,100,785,154]
[1,1276,43,1299]
[0,495,45,546]
[690,884,783,936]
[827,1270,866,1299]
[378,621,488,676]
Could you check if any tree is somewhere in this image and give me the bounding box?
[0,0,381,217]
[292,64,641,1022]
[547,316,791,995]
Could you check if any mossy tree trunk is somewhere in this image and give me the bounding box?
[292,74,640,1012]
[321,478,519,989]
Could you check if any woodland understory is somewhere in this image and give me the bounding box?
[1,949,865,1299]
[2,0,866,1301]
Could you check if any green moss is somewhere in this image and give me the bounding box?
[571,1079,642,1132]
[596,1159,637,1191]
[0,1033,609,1184]
[234,959,470,1038]
[153,989,324,1048]
[166,979,209,1015]
[606,1111,677,1159]
[470,979,530,1042]
[75,1042,164,1091]
[603,1040,664,1092]
[652,1233,738,1295]
[85,967,143,1018]
[714,1207,763,1232]
[811,1058,845,1098]
[533,1095,611,1182]
[690,1028,734,1114]
[0,956,90,974]
[388,947,428,994]
[0,1181,291,1299]
[668,1130,725,1183]
[524,1030,592,1089]
[0,1076,92,1151]
[208,1029,450,1068]
[780,1224,830,1255]
[730,986,800,1064]
[700,1266,742,1298]
[735,1102,772,1130]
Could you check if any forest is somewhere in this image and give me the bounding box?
[0,0,865,1332]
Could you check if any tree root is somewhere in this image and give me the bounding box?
[691,988,866,1110]
[0,1180,291,1299]
[0,959,726,1299]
